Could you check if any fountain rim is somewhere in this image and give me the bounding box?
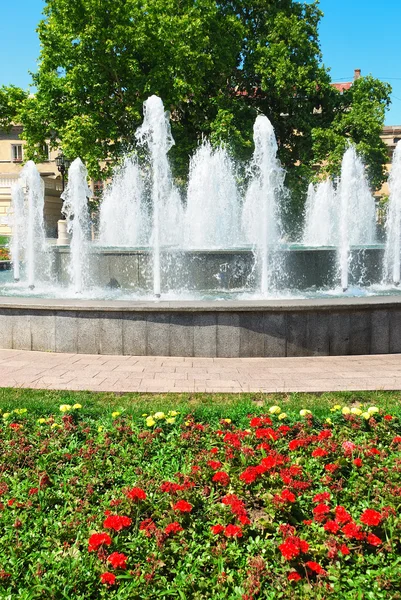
[0,294,400,313]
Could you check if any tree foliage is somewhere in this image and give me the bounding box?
[0,0,392,199]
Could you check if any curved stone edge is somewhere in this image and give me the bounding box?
[0,295,400,357]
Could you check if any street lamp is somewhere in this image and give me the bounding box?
[55,152,71,191]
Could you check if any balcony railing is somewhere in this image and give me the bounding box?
[0,174,63,193]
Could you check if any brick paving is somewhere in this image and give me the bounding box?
[0,350,401,393]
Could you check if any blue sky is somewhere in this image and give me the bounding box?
[1,0,401,125]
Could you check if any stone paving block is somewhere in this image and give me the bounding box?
[123,313,147,356]
[349,311,371,355]
[147,314,170,356]
[286,313,307,357]
[0,311,12,349]
[100,314,123,355]
[306,313,329,356]
[170,313,194,357]
[371,310,390,354]
[193,314,217,357]
[31,313,56,352]
[329,312,350,355]
[217,313,240,358]
[12,312,31,350]
[239,313,265,357]
[77,312,101,354]
[264,314,286,357]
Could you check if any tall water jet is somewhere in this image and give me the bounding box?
[303,179,338,246]
[135,95,182,297]
[10,180,25,282]
[384,141,401,285]
[61,158,92,294]
[99,156,150,247]
[184,141,241,248]
[20,161,47,289]
[337,146,376,291]
[242,116,285,295]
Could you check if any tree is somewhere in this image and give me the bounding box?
[3,0,391,203]
[312,75,392,190]
[0,85,28,131]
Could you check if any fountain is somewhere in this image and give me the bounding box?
[0,95,400,358]
[61,158,92,294]
[10,180,25,282]
[242,115,285,295]
[384,141,401,285]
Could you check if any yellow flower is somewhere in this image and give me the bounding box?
[142,413,148,417]
[362,412,371,420]
[300,409,312,417]
[154,412,165,420]
[168,411,179,417]
[325,418,333,424]
[367,406,379,415]
[342,407,351,415]
[2,413,10,420]
[269,406,281,415]
[278,413,287,420]
[330,405,342,412]
[166,417,176,424]
[111,411,121,418]
[37,418,46,424]
[59,404,72,413]
[223,418,232,423]
[51,423,62,429]
[146,416,156,427]
[185,420,191,426]
[98,426,104,432]
[351,407,362,416]
[13,408,27,415]
[72,403,82,410]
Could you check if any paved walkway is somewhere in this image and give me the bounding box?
[0,350,401,393]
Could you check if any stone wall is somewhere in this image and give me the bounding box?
[0,297,399,357]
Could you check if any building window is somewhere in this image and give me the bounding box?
[42,143,50,161]
[11,144,23,162]
[93,180,104,199]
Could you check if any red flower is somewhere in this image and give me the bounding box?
[100,572,116,586]
[165,522,183,536]
[211,524,225,535]
[335,506,352,524]
[341,522,364,541]
[313,492,330,503]
[324,520,339,534]
[107,552,128,570]
[339,543,350,555]
[10,423,22,430]
[212,471,230,486]
[313,503,330,518]
[312,448,328,458]
[28,487,39,496]
[278,537,308,560]
[255,428,278,441]
[353,458,363,467]
[224,524,243,538]
[173,500,192,513]
[324,463,339,473]
[239,466,260,484]
[103,515,132,532]
[207,460,222,470]
[275,489,296,504]
[305,561,326,576]
[288,571,302,581]
[366,533,382,546]
[393,436,401,443]
[318,430,332,440]
[125,487,146,501]
[360,509,382,527]
[384,415,393,421]
[139,518,157,537]
[88,532,112,552]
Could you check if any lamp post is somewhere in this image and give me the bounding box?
[55,152,71,191]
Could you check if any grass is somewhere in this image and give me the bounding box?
[0,235,9,246]
[1,388,401,419]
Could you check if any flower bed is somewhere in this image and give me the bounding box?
[0,247,9,261]
[0,403,401,598]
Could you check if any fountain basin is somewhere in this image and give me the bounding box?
[0,294,400,357]
[52,245,386,292]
